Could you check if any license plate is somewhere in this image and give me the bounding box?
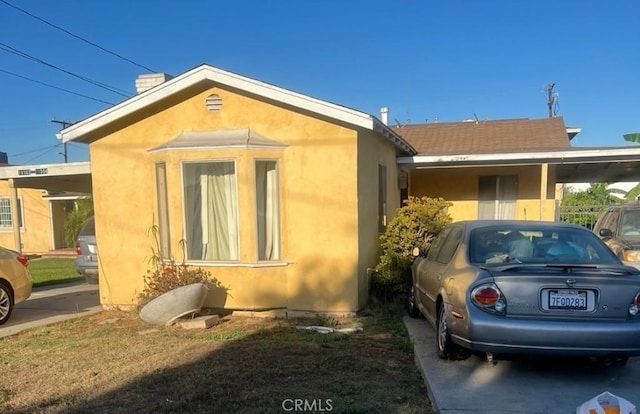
[548,289,587,310]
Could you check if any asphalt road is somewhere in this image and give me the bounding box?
[404,316,640,414]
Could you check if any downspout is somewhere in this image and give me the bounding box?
[8,179,22,253]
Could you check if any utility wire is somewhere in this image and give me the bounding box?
[9,144,59,164]
[8,144,59,158]
[0,68,116,105]
[0,0,157,73]
[0,42,130,97]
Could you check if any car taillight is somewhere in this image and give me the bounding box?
[629,291,640,316]
[471,284,506,314]
[16,255,28,267]
[75,242,82,256]
[472,286,499,305]
[623,250,640,262]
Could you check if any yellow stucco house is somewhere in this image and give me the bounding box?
[0,158,92,255]
[59,65,415,315]
[56,64,640,315]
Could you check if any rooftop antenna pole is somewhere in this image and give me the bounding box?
[546,83,556,118]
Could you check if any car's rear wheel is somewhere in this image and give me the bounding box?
[0,281,14,326]
[436,303,469,360]
[407,285,421,318]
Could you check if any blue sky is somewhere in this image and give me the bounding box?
[1,0,639,165]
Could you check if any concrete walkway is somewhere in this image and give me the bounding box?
[0,281,102,338]
[404,316,640,414]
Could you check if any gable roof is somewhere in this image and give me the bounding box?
[59,64,415,155]
[393,117,570,155]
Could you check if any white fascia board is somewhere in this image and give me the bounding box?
[397,147,640,167]
[148,144,287,154]
[60,65,376,142]
[0,161,91,179]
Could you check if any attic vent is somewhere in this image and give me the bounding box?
[205,94,222,112]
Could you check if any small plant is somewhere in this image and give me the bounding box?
[137,224,227,307]
[137,263,224,307]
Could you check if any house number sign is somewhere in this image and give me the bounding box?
[18,168,48,176]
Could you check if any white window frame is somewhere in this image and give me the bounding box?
[0,196,24,231]
[181,159,240,262]
[254,159,281,261]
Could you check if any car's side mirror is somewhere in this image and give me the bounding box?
[599,228,613,239]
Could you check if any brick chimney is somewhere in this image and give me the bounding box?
[135,73,174,94]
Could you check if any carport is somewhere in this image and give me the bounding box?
[399,146,640,183]
[0,161,91,253]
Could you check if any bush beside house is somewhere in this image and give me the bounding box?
[372,196,452,300]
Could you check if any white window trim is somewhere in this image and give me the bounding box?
[0,196,25,232]
[180,158,241,262]
[253,158,281,262]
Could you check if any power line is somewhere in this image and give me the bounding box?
[0,42,130,97]
[0,0,157,73]
[0,68,116,105]
[8,142,88,165]
[8,144,59,158]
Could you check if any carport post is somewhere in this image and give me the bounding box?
[539,163,548,220]
[8,179,22,254]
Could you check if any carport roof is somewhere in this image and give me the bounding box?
[0,161,91,193]
[397,146,640,183]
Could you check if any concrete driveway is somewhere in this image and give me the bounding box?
[404,316,640,414]
[0,281,102,339]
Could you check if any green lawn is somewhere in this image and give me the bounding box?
[27,257,83,287]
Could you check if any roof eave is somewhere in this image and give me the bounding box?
[397,147,640,168]
[59,65,408,152]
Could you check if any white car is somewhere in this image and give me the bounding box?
[0,246,32,325]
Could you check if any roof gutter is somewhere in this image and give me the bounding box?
[398,147,640,168]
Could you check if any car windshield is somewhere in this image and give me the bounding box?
[620,210,640,237]
[469,225,620,266]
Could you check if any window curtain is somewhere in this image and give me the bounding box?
[256,161,280,260]
[184,162,238,260]
[478,175,517,219]
[496,176,517,219]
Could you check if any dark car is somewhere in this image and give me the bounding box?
[75,217,98,284]
[408,220,640,365]
[593,202,640,268]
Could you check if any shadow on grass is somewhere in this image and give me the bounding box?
[9,308,431,414]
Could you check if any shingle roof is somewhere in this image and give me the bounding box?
[393,117,570,155]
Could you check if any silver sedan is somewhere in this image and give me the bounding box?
[408,220,640,365]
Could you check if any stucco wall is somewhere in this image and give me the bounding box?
[356,131,401,309]
[409,164,557,221]
[90,85,376,313]
[0,182,52,253]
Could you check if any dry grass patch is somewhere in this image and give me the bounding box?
[0,306,432,414]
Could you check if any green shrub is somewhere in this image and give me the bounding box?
[372,196,452,301]
[64,197,94,248]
